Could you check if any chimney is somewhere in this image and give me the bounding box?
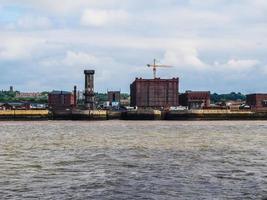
[74,85,77,108]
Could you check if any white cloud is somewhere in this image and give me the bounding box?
[163,47,207,70]
[0,0,127,15]
[16,16,52,29]
[148,8,230,28]
[262,65,267,74]
[63,51,98,66]
[37,50,131,90]
[39,50,115,76]
[40,51,108,68]
[250,0,267,8]
[0,36,45,60]
[226,59,259,70]
[214,59,259,72]
[162,46,259,73]
[81,9,129,27]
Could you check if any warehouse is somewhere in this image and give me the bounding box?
[130,78,179,108]
[179,91,210,109]
[48,91,75,110]
[246,93,267,111]
[108,91,121,105]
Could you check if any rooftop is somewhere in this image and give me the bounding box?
[50,91,72,95]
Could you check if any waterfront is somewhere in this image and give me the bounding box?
[0,121,266,199]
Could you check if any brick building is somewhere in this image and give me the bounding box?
[246,94,267,111]
[0,102,30,110]
[179,91,210,109]
[108,91,121,104]
[16,92,42,98]
[130,78,179,108]
[48,91,75,110]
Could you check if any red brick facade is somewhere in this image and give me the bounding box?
[130,78,179,108]
[179,91,210,109]
[108,91,121,103]
[246,94,267,111]
[48,91,74,110]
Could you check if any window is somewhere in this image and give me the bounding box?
[262,100,267,107]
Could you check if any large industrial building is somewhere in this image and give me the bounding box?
[179,91,211,109]
[108,91,121,106]
[246,93,267,111]
[108,91,120,103]
[130,78,179,108]
[48,91,75,110]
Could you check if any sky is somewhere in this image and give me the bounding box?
[0,0,267,93]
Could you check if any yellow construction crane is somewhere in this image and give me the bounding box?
[147,59,173,79]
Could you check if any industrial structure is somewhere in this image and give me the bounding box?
[43,63,267,118]
[16,92,42,98]
[108,91,121,106]
[147,59,173,79]
[246,94,267,111]
[130,59,179,109]
[0,102,30,110]
[5,64,267,120]
[130,78,179,108]
[73,85,77,108]
[84,70,95,110]
[48,70,95,111]
[48,91,75,110]
[179,91,211,109]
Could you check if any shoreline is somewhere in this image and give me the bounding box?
[1,109,267,120]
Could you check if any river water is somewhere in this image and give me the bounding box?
[0,121,266,200]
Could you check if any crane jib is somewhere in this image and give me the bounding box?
[146,59,174,79]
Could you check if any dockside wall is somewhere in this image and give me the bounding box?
[1,109,267,120]
[0,110,50,120]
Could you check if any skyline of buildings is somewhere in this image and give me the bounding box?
[1,1,267,93]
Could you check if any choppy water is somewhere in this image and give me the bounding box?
[0,121,266,200]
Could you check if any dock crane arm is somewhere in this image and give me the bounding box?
[147,59,173,79]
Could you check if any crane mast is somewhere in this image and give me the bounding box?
[147,59,173,79]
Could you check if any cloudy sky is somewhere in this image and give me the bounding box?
[0,0,267,93]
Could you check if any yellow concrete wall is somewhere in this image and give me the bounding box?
[153,110,161,115]
[0,110,49,116]
[0,110,14,115]
[189,109,253,114]
[89,110,107,116]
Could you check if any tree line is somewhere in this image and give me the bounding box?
[1,90,245,104]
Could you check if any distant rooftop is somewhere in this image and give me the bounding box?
[50,91,72,95]
[134,77,179,81]
[84,70,95,74]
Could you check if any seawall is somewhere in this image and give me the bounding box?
[165,110,257,120]
[0,110,50,120]
[1,109,267,120]
[52,109,267,120]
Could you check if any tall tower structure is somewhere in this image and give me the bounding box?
[73,85,77,108]
[84,70,95,109]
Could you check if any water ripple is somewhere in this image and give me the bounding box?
[0,121,266,199]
